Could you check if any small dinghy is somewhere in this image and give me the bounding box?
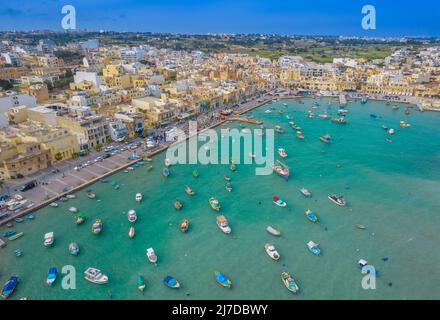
[266,226,281,236]
[209,197,221,211]
[356,224,366,230]
[163,168,170,177]
[174,200,183,210]
[278,148,288,158]
[128,210,137,223]
[224,175,232,181]
[69,242,79,255]
[216,215,231,234]
[225,182,233,192]
[328,194,346,207]
[180,219,189,233]
[86,192,96,199]
[265,243,280,261]
[300,188,312,197]
[49,202,59,208]
[44,232,54,247]
[135,193,142,202]
[192,170,199,178]
[47,267,57,286]
[66,195,76,199]
[272,196,287,208]
[1,276,18,299]
[74,214,85,225]
[129,226,135,239]
[14,250,22,257]
[137,275,146,292]
[92,219,103,234]
[69,207,78,213]
[214,271,232,288]
[163,276,180,289]
[146,247,157,263]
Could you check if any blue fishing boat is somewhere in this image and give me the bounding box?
[2,230,16,238]
[163,276,180,289]
[14,250,22,257]
[15,218,24,223]
[1,276,18,299]
[305,209,318,223]
[137,275,146,292]
[25,214,34,220]
[47,267,57,286]
[69,242,79,255]
[225,183,232,192]
[163,168,170,177]
[224,175,232,181]
[214,271,232,288]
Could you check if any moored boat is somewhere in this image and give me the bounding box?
[185,185,195,196]
[281,272,299,294]
[216,215,231,234]
[164,158,172,167]
[225,182,233,192]
[320,134,331,144]
[180,219,189,232]
[331,117,347,124]
[272,196,287,208]
[300,187,311,197]
[86,192,96,199]
[214,271,232,288]
[44,232,54,247]
[224,175,232,181]
[174,200,183,210]
[192,170,199,178]
[129,226,135,238]
[356,224,366,230]
[135,193,143,202]
[307,241,321,255]
[274,125,285,134]
[163,276,180,289]
[272,160,290,179]
[296,131,305,139]
[146,247,157,263]
[69,207,78,213]
[137,275,146,292]
[209,197,221,211]
[92,219,103,234]
[49,202,59,208]
[305,209,318,223]
[229,163,237,172]
[74,214,85,225]
[266,226,281,236]
[1,276,18,299]
[3,230,16,238]
[69,242,79,255]
[84,267,108,284]
[163,168,170,177]
[278,148,288,158]
[128,210,137,222]
[264,243,280,261]
[328,194,346,207]
[47,267,57,286]
[7,232,23,241]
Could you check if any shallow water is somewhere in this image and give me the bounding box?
[1,97,439,300]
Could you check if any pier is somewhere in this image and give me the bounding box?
[227,116,263,125]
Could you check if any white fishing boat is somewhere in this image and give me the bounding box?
[328,194,346,207]
[266,226,281,236]
[216,215,231,234]
[128,210,137,223]
[278,148,288,158]
[135,193,142,202]
[49,202,59,208]
[300,188,312,197]
[272,160,290,179]
[272,196,287,208]
[388,128,395,135]
[43,232,54,247]
[66,195,76,199]
[84,267,108,284]
[264,243,280,261]
[146,247,157,263]
[128,226,135,239]
[69,207,78,213]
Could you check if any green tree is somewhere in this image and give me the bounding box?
[106,137,113,144]
[54,152,63,162]
[95,144,103,152]
[124,136,130,143]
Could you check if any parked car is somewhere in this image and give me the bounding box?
[20,181,37,192]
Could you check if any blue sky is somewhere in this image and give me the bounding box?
[0,0,438,36]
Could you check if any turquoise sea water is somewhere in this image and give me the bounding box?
[1,97,440,300]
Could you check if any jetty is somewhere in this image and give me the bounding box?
[227,116,263,125]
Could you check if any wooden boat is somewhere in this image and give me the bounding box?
[225,182,233,192]
[265,243,280,261]
[128,210,137,222]
[320,134,331,144]
[163,276,180,289]
[307,241,321,255]
[224,175,232,181]
[214,271,232,288]
[185,186,195,196]
[331,117,347,124]
[47,267,57,286]
[86,192,96,199]
[180,219,189,232]
[7,232,23,241]
[278,148,288,158]
[1,276,18,299]
[135,193,143,202]
[281,272,299,294]
[137,275,146,292]
[92,219,103,234]
[174,200,183,210]
[296,131,305,139]
[272,196,287,208]
[74,214,85,225]
[266,226,281,236]
[128,226,135,238]
[146,248,157,263]
[356,224,366,230]
[69,242,79,255]
[163,168,170,177]
[216,215,231,234]
[209,197,221,211]
[305,209,318,223]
